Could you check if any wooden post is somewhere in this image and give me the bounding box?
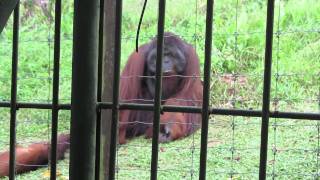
[100,0,116,179]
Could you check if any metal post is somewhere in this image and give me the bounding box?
[259,0,275,179]
[9,2,19,180]
[70,0,100,179]
[9,1,20,180]
[50,0,61,179]
[150,0,166,180]
[199,0,214,179]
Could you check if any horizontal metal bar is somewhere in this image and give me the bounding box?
[271,111,320,120]
[98,102,202,113]
[210,108,320,120]
[162,105,202,113]
[0,101,319,120]
[99,103,320,120]
[99,102,192,112]
[0,102,71,110]
[210,108,261,116]
[120,103,153,111]
[96,102,112,109]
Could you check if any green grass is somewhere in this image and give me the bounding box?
[0,0,319,179]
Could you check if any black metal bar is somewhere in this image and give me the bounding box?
[0,102,71,110]
[199,0,214,179]
[150,1,166,179]
[96,102,112,109]
[0,102,67,110]
[162,105,200,113]
[0,101,319,120]
[50,0,61,179]
[259,0,275,179]
[9,2,19,179]
[70,0,99,178]
[100,103,320,120]
[108,0,122,179]
[58,104,71,110]
[95,0,104,178]
[119,103,154,111]
[210,108,260,116]
[0,102,55,109]
[270,111,320,120]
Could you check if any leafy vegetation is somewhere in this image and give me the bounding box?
[0,0,319,179]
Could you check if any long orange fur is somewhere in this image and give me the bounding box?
[0,134,69,177]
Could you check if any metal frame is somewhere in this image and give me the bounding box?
[150,1,166,179]
[50,0,61,179]
[69,0,100,179]
[259,1,275,179]
[8,2,19,180]
[199,0,214,178]
[2,102,318,119]
[1,0,319,179]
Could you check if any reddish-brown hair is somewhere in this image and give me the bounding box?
[119,32,203,144]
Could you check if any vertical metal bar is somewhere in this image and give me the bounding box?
[259,0,275,179]
[198,0,214,179]
[150,0,166,180]
[70,0,99,179]
[9,2,19,179]
[50,0,61,179]
[108,0,122,179]
[95,0,104,179]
